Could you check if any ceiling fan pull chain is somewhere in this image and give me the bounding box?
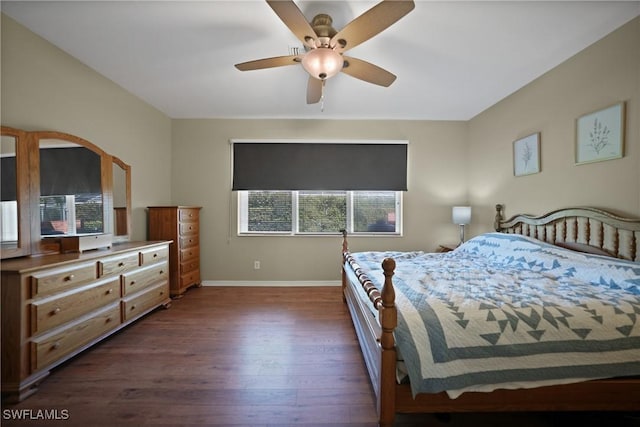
[320,80,326,112]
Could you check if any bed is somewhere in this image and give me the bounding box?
[341,205,640,426]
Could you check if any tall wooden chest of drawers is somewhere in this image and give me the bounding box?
[1,241,171,402]
[147,206,202,298]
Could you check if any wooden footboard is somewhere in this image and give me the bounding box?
[341,230,398,426]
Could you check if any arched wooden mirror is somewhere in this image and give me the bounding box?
[32,131,114,255]
[0,127,31,258]
[0,127,132,259]
[37,136,106,235]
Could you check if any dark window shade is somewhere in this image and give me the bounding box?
[40,147,102,196]
[1,156,17,202]
[232,142,408,191]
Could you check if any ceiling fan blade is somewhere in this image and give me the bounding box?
[235,55,300,71]
[331,0,415,52]
[266,0,317,47]
[307,77,323,104]
[341,56,397,87]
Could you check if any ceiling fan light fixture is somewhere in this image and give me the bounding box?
[301,48,343,80]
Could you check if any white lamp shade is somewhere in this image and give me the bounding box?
[452,206,471,225]
[302,48,344,80]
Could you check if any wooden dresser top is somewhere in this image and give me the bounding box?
[1,240,171,274]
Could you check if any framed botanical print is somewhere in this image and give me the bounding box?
[576,102,624,165]
[513,133,540,177]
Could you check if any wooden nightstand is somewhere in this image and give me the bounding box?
[436,243,458,253]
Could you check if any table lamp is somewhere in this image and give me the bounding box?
[452,206,472,245]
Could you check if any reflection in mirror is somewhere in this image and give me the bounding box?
[112,157,130,239]
[39,139,103,237]
[1,135,18,246]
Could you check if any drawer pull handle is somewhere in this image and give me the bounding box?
[118,262,125,267]
[159,270,164,274]
[107,288,113,294]
[130,280,136,285]
[52,342,61,350]
[106,317,112,323]
[153,253,158,258]
[52,307,61,315]
[65,274,75,281]
[131,305,136,310]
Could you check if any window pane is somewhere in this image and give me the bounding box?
[40,195,68,235]
[247,191,292,232]
[298,191,346,233]
[75,194,104,233]
[40,194,103,235]
[353,191,397,232]
[1,201,18,242]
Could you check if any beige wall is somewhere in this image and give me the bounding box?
[0,14,172,241]
[467,17,640,235]
[2,14,638,282]
[171,119,467,281]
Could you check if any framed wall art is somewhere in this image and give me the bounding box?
[513,132,540,177]
[576,102,624,165]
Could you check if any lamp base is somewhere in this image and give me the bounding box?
[459,224,466,245]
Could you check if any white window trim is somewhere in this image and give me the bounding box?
[237,190,403,237]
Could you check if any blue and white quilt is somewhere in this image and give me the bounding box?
[349,232,640,398]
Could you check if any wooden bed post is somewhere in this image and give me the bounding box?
[379,258,397,427]
[494,204,504,231]
[341,230,348,303]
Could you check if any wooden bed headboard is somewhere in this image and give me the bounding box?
[494,204,640,262]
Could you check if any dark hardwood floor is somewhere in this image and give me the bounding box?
[2,286,639,426]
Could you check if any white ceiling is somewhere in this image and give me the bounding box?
[2,1,639,120]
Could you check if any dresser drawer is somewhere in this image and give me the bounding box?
[122,262,168,296]
[180,269,200,289]
[179,208,199,222]
[30,277,120,335]
[31,304,120,372]
[31,263,97,298]
[179,234,199,248]
[180,246,199,263]
[98,252,140,277]
[179,221,199,236]
[181,258,199,275]
[122,282,169,322]
[139,245,169,266]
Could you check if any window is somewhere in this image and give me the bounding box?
[40,194,103,236]
[0,201,18,242]
[239,190,401,235]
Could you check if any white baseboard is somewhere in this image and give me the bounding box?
[201,280,341,287]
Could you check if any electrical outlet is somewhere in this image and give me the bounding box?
[253,260,260,270]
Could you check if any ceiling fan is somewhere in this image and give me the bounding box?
[234,0,415,104]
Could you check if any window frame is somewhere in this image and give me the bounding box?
[237,190,403,236]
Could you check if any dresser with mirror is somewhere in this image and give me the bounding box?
[1,126,171,402]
